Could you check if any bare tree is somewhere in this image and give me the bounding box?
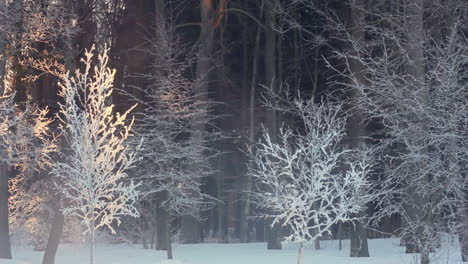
[249,94,377,264]
[327,1,468,263]
[129,8,220,257]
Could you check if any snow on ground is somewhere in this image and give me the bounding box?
[2,237,465,264]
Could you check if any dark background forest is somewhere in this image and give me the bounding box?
[0,1,466,264]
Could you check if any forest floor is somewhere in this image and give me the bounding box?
[2,236,465,264]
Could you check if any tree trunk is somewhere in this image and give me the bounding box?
[314,238,321,250]
[297,241,303,264]
[264,0,277,135]
[348,0,370,258]
[216,158,227,242]
[90,220,95,264]
[0,165,11,259]
[141,217,149,249]
[165,211,173,259]
[461,232,468,262]
[42,204,65,264]
[240,0,264,244]
[266,221,282,250]
[0,1,11,258]
[181,0,217,244]
[263,0,282,250]
[0,0,7,95]
[461,189,468,262]
[403,2,430,263]
[156,198,168,250]
[338,221,343,251]
[255,218,265,242]
[350,219,370,257]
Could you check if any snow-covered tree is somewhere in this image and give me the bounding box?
[7,103,58,250]
[249,96,376,264]
[327,1,468,263]
[129,16,219,258]
[0,87,57,258]
[51,46,140,264]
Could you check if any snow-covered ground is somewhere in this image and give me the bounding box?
[2,237,465,264]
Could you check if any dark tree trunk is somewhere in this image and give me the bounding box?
[461,233,468,262]
[350,219,370,257]
[156,199,168,250]
[42,205,65,264]
[338,222,343,250]
[348,0,370,258]
[0,165,11,259]
[403,2,430,263]
[314,238,321,250]
[266,221,282,250]
[165,212,173,259]
[0,1,9,258]
[255,218,265,242]
[263,0,282,250]
[459,191,468,262]
[181,0,220,245]
[181,216,201,244]
[240,0,263,244]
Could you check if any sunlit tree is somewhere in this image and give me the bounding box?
[0,89,57,258]
[51,46,140,264]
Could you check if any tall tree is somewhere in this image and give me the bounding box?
[51,46,140,264]
[263,0,282,250]
[181,0,226,244]
[0,0,12,257]
[329,1,468,264]
[348,0,370,257]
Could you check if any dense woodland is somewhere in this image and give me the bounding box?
[0,0,466,264]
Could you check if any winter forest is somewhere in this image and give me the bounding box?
[0,0,466,264]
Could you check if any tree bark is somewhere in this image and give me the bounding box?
[0,165,11,259]
[461,227,468,262]
[403,2,430,263]
[461,187,468,262]
[348,0,370,257]
[338,221,343,251]
[42,204,65,264]
[182,0,218,243]
[0,1,10,258]
[255,218,265,242]
[297,241,303,264]
[165,211,173,259]
[156,197,168,250]
[90,217,95,264]
[0,0,7,95]
[350,216,370,257]
[240,0,264,244]
[314,238,321,250]
[263,0,282,250]
[266,221,282,250]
